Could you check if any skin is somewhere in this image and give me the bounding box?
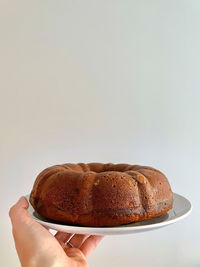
[9,196,103,267]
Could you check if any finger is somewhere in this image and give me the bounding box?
[9,196,32,227]
[64,247,87,265]
[79,235,104,258]
[54,232,73,248]
[65,234,88,249]
[55,231,73,242]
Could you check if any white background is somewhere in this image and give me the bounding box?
[0,1,200,266]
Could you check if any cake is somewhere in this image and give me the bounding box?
[29,163,173,226]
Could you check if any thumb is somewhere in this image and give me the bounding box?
[9,196,32,227]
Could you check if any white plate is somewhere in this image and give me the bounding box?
[26,193,192,236]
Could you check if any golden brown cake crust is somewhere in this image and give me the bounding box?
[29,163,173,226]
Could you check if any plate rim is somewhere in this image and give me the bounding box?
[26,192,192,235]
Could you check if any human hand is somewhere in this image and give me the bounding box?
[9,196,103,267]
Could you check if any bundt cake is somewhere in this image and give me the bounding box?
[29,163,173,227]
